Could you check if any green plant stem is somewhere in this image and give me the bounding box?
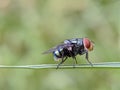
[0,62,120,69]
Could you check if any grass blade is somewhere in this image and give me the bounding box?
[0,62,120,69]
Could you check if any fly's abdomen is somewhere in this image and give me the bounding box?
[53,48,63,61]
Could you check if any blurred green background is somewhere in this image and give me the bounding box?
[0,0,120,90]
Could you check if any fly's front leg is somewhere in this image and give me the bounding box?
[85,52,93,66]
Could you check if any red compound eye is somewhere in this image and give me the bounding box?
[83,38,94,51]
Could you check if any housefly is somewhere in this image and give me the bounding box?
[43,38,94,69]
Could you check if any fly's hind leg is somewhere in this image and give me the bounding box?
[85,52,93,66]
[56,57,67,69]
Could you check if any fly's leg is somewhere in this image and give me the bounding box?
[74,57,78,64]
[68,50,78,68]
[85,52,93,66]
[56,57,67,69]
[72,56,77,68]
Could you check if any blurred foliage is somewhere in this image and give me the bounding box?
[0,0,120,90]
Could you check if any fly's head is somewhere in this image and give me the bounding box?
[83,38,94,51]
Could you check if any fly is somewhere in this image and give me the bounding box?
[43,38,94,69]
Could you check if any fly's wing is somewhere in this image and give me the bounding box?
[42,46,57,54]
[42,43,73,54]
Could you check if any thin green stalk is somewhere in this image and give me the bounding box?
[0,62,120,69]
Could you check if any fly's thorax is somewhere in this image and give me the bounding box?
[77,38,83,45]
[64,38,85,56]
[64,38,83,46]
[64,40,71,44]
[64,38,78,44]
